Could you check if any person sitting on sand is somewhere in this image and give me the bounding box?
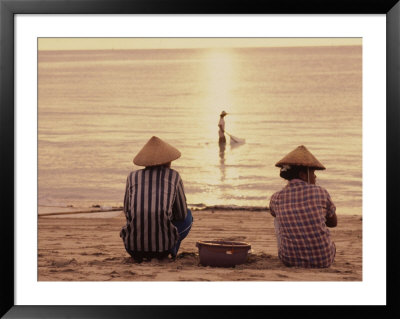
[269,145,337,268]
[218,110,228,144]
[120,136,193,263]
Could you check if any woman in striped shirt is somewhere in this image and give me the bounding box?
[120,136,193,262]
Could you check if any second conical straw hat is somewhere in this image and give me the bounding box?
[275,145,326,170]
[133,136,181,167]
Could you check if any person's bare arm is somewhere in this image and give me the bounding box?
[326,212,337,227]
[325,190,337,227]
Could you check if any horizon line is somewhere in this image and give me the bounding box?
[38,43,362,52]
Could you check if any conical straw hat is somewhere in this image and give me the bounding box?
[275,145,326,170]
[133,136,181,167]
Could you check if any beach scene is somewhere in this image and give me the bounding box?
[38,38,362,281]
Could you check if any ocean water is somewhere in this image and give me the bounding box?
[38,45,362,215]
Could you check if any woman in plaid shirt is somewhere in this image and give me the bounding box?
[269,145,337,268]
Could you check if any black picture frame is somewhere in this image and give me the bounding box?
[1,0,399,318]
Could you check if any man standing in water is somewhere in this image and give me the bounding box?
[120,136,193,263]
[269,145,337,268]
[218,110,228,144]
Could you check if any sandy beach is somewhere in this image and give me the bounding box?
[38,209,362,281]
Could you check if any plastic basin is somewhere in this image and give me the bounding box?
[196,240,251,267]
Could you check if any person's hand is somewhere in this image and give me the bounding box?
[325,213,337,227]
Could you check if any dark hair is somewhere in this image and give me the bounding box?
[145,162,171,169]
[280,166,308,181]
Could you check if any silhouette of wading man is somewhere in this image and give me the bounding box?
[218,111,228,144]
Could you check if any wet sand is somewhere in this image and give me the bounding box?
[38,210,362,281]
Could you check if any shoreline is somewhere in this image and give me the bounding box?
[38,204,270,217]
[38,203,361,218]
[38,209,362,281]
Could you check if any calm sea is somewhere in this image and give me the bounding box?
[38,46,362,215]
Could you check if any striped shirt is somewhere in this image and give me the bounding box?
[120,167,187,252]
[269,179,336,268]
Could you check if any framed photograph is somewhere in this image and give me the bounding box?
[1,0,399,318]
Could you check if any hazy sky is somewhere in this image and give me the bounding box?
[38,37,361,51]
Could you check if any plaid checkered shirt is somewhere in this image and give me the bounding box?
[269,179,336,268]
